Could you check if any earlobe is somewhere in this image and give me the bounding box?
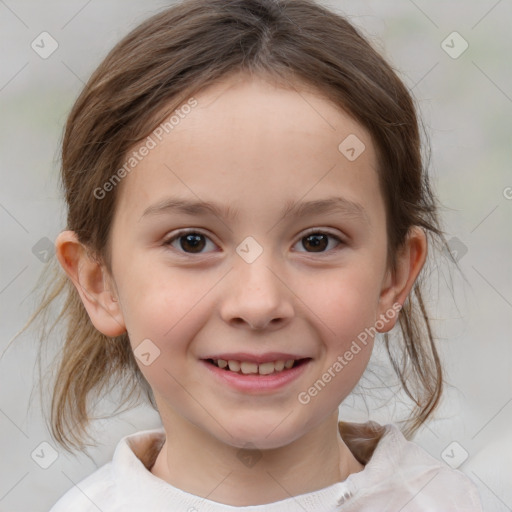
[55,230,126,337]
[377,227,427,333]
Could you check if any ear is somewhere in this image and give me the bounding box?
[55,230,126,337]
[376,226,427,333]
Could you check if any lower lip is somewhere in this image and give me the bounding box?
[201,359,311,393]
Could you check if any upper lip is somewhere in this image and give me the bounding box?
[202,352,311,364]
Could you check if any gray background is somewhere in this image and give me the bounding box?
[0,0,511,510]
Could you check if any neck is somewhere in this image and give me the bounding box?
[150,410,364,507]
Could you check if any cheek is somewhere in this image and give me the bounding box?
[116,264,217,393]
[318,264,383,337]
[305,264,383,390]
[116,258,207,339]
[119,270,210,409]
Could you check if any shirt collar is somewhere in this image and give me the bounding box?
[110,422,402,511]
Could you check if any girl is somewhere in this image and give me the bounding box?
[33,0,482,509]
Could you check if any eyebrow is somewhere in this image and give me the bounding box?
[140,195,370,225]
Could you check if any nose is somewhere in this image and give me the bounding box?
[219,254,294,331]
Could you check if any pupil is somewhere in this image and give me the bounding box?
[181,233,205,253]
[178,233,328,253]
[304,234,327,252]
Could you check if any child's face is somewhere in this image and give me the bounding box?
[104,73,404,448]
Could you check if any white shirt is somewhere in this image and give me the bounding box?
[49,422,482,511]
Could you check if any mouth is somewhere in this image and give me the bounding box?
[203,357,311,376]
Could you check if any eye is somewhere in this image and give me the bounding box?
[164,230,217,254]
[163,229,344,255]
[292,230,344,253]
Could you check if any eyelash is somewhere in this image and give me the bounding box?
[163,228,345,256]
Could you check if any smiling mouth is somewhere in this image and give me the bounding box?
[204,358,311,376]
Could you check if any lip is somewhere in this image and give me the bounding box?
[202,352,307,364]
[201,358,312,393]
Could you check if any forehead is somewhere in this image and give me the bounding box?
[113,73,382,225]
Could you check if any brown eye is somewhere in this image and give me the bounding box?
[165,230,215,254]
[295,231,343,254]
[302,233,328,252]
[179,233,206,253]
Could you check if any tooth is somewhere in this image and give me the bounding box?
[258,362,275,375]
[240,361,258,374]
[228,360,241,372]
[222,359,295,374]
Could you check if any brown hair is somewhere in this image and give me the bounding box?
[27,0,451,451]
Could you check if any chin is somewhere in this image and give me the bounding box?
[213,414,307,450]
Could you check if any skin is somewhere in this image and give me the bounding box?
[56,72,427,506]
